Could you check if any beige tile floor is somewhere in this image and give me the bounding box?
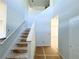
[35,16,62,59]
[34,46,61,59]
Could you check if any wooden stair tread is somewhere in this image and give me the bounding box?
[7,55,27,58]
[7,50,28,59]
[21,35,28,36]
[12,51,27,54]
[22,32,29,35]
[20,38,27,39]
[20,35,28,38]
[6,53,28,59]
[16,42,28,47]
[20,39,27,42]
[6,55,27,59]
[12,47,28,53]
[20,38,27,40]
[12,47,27,50]
[22,32,28,34]
[17,42,27,44]
[7,58,27,59]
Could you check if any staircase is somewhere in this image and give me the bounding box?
[6,29,30,59]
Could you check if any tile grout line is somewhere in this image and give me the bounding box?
[43,47,46,59]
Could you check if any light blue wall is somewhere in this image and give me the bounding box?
[57,0,79,59]
[35,6,54,46]
[6,7,24,35]
[0,0,28,58]
[26,6,54,46]
[27,1,55,46]
[69,16,79,59]
[4,0,27,36]
[0,23,25,59]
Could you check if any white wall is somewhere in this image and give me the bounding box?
[27,0,55,46]
[27,23,36,59]
[0,0,28,58]
[4,0,28,36]
[69,16,79,59]
[35,6,54,46]
[57,0,79,59]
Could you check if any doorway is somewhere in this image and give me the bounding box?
[51,16,58,52]
[34,16,61,59]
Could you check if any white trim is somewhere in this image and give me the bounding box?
[27,22,35,42]
[58,52,64,59]
[43,47,46,59]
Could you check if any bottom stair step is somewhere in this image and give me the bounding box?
[6,53,28,59]
[6,58,27,59]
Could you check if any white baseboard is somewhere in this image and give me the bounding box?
[58,52,64,59]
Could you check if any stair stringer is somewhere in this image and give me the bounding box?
[2,22,27,59]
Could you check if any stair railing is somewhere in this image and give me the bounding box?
[27,22,36,59]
